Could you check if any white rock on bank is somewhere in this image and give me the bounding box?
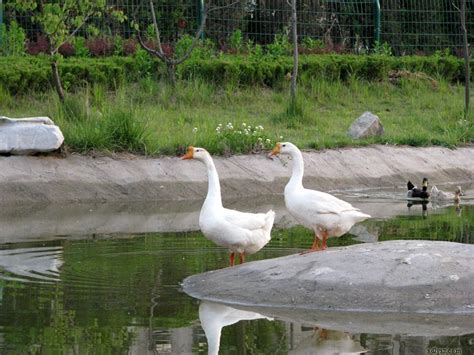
[0,116,64,155]
[347,111,384,139]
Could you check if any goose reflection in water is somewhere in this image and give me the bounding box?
[199,301,367,355]
[289,327,366,355]
[199,301,273,355]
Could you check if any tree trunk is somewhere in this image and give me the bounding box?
[460,0,470,118]
[290,0,298,106]
[51,59,65,102]
[167,62,177,88]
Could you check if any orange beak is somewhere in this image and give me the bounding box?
[181,146,194,160]
[269,143,281,156]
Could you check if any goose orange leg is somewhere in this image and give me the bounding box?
[300,233,322,254]
[321,230,328,250]
[230,252,235,266]
[239,253,245,264]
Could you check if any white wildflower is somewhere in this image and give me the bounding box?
[236,130,242,134]
[242,122,247,127]
[257,125,264,130]
[279,135,283,139]
[192,127,198,133]
[257,137,263,141]
[265,139,271,144]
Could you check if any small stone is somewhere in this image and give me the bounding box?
[347,111,384,139]
[0,116,64,155]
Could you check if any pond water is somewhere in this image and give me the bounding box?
[0,189,473,354]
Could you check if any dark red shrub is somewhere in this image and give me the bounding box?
[86,37,114,57]
[123,38,138,56]
[161,43,173,57]
[177,18,187,29]
[58,42,75,57]
[26,35,49,55]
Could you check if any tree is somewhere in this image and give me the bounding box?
[134,0,238,89]
[459,0,470,119]
[14,0,125,102]
[289,0,298,113]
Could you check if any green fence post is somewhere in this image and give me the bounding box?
[374,0,381,44]
[197,0,204,39]
[0,0,3,47]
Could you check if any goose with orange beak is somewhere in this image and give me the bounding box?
[182,146,275,266]
[270,142,370,252]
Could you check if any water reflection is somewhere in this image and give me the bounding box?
[195,300,474,354]
[0,200,472,353]
[0,246,62,283]
[0,185,471,243]
[289,328,366,354]
[199,301,273,355]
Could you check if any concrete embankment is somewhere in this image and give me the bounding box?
[0,145,473,204]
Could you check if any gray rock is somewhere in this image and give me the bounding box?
[0,116,64,155]
[348,111,384,139]
[183,240,474,315]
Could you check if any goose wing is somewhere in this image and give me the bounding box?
[222,208,268,230]
[292,189,360,216]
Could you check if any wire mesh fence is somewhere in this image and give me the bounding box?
[2,0,474,55]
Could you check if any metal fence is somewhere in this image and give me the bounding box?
[2,0,473,55]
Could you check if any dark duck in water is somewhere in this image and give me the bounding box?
[407,178,430,199]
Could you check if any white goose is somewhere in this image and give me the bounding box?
[430,185,463,203]
[270,142,370,252]
[182,146,275,266]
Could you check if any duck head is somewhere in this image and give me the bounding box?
[181,146,209,161]
[455,186,464,196]
[422,177,429,192]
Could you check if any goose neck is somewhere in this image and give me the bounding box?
[203,154,223,208]
[288,148,304,189]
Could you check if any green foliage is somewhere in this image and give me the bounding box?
[229,29,244,53]
[13,0,118,54]
[302,36,324,50]
[54,92,149,153]
[0,21,26,56]
[267,31,291,57]
[174,35,215,61]
[72,37,90,57]
[373,41,393,56]
[2,54,473,155]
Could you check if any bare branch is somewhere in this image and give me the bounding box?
[136,30,168,62]
[149,0,164,56]
[208,0,240,13]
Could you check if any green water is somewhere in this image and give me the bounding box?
[0,204,473,354]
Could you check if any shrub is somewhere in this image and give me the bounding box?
[0,21,26,56]
[26,35,49,55]
[58,42,75,57]
[86,37,114,57]
[0,53,467,96]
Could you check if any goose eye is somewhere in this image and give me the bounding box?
[282,144,286,147]
[196,149,201,152]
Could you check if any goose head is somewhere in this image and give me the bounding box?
[269,142,297,157]
[181,146,210,162]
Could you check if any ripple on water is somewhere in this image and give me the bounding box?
[0,247,63,283]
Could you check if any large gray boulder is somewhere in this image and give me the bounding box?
[183,240,474,315]
[0,116,64,155]
[348,111,384,139]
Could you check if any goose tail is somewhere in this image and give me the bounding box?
[263,210,276,235]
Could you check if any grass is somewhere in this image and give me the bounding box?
[1,74,473,156]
